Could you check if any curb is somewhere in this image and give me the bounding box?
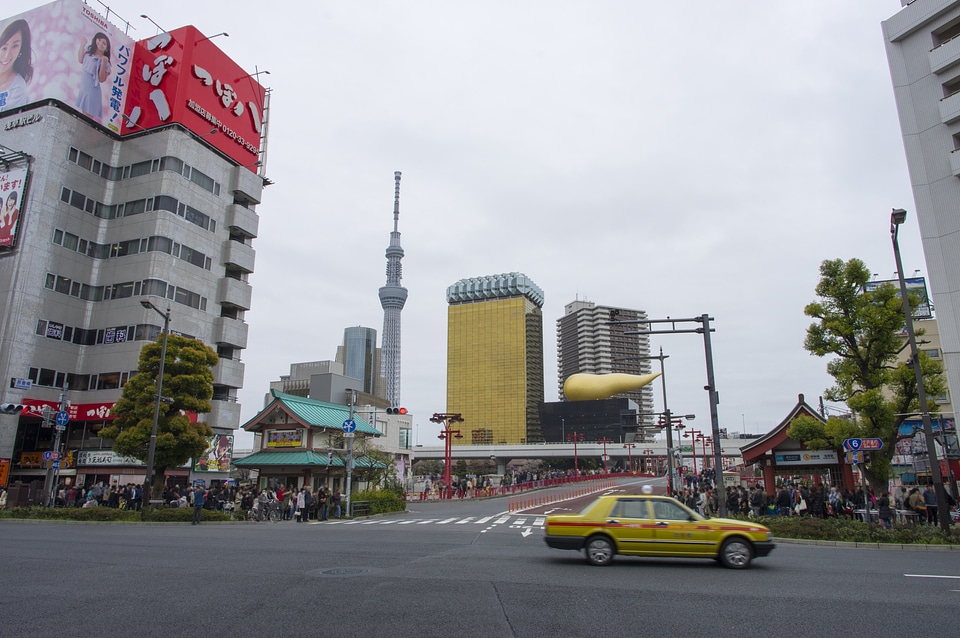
[773,537,960,551]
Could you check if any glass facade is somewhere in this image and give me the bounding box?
[342,327,378,395]
[446,296,544,444]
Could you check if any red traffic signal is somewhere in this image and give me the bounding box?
[386,407,407,415]
[1,403,29,414]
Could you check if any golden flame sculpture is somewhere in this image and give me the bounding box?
[563,372,662,401]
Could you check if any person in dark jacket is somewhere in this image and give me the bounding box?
[877,491,893,529]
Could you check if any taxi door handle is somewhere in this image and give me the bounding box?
[655,521,669,526]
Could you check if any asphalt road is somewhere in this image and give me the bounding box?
[1,478,957,637]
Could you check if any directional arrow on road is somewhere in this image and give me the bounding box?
[521,528,533,537]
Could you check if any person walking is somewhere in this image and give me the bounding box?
[333,489,342,519]
[192,486,206,525]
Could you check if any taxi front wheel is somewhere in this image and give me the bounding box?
[585,535,615,566]
[719,537,753,569]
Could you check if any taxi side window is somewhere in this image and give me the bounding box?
[653,500,689,521]
[611,499,648,520]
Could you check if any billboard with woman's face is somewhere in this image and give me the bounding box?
[0,165,27,248]
[0,0,134,131]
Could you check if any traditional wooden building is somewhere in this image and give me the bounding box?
[741,394,855,495]
[235,390,385,492]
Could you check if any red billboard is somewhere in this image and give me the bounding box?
[124,26,265,169]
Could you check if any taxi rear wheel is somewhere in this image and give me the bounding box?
[718,537,753,569]
[585,535,615,566]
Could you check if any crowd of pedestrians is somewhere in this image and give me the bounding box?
[672,472,957,529]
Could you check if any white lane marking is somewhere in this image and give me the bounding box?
[495,516,510,524]
[397,520,416,525]
[474,516,494,524]
[436,517,459,524]
[533,517,545,526]
[904,574,960,579]
[455,517,475,525]
[416,519,437,524]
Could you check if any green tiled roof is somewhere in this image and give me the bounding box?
[234,450,331,467]
[234,449,386,469]
[243,390,382,436]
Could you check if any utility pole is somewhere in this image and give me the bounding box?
[43,386,68,507]
[345,389,356,516]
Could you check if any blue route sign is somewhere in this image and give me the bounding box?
[342,419,356,433]
[843,438,862,451]
[55,411,70,427]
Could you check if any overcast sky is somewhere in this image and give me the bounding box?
[26,1,923,447]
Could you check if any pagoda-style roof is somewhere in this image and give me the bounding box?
[740,393,825,464]
[241,390,382,436]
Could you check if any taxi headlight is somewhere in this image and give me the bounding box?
[765,531,773,541]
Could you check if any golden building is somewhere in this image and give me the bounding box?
[446,273,545,444]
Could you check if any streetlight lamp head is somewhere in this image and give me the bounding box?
[891,208,908,225]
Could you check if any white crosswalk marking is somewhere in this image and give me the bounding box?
[318,516,546,528]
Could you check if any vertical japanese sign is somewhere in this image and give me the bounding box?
[124,25,265,168]
[0,0,134,131]
[0,165,27,248]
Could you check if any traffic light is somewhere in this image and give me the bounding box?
[1,403,28,414]
[386,407,407,415]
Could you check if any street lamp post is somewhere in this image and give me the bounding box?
[567,432,584,475]
[890,209,951,533]
[598,437,612,473]
[623,443,636,474]
[431,413,463,499]
[140,299,170,515]
[684,429,702,474]
[702,436,713,471]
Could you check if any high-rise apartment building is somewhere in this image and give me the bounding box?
[446,272,545,444]
[0,0,268,490]
[557,300,654,424]
[884,0,960,425]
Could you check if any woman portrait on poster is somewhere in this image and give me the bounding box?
[76,31,112,119]
[0,19,33,113]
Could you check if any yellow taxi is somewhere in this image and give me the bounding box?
[544,492,775,568]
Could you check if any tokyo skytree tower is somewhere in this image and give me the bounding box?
[378,171,407,407]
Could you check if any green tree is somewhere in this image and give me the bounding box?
[101,335,218,492]
[801,258,946,491]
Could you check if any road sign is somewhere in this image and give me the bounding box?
[845,451,865,464]
[342,419,356,433]
[13,378,32,390]
[860,438,884,450]
[55,411,69,426]
[43,451,60,461]
[843,438,862,451]
[50,461,60,469]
